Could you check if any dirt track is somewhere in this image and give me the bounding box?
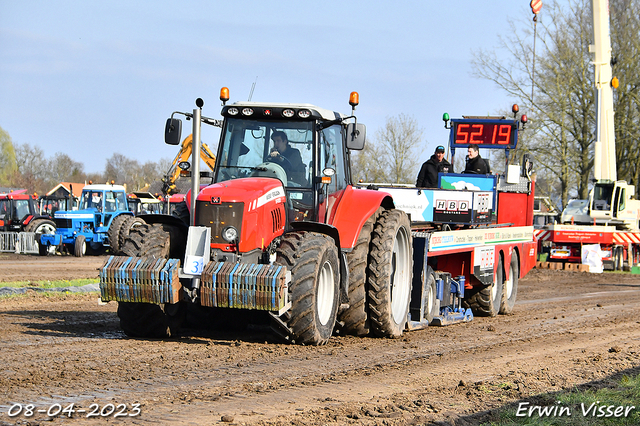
[0,253,639,425]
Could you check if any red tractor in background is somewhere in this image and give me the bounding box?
[0,192,56,254]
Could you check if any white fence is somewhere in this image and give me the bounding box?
[0,232,40,254]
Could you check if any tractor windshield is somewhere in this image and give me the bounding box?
[216,118,314,189]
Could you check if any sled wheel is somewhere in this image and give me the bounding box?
[467,255,503,317]
[424,266,439,323]
[107,215,128,255]
[367,209,413,338]
[500,252,519,314]
[275,231,340,345]
[74,235,86,257]
[338,208,381,336]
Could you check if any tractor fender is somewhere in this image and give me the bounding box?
[329,186,394,250]
[289,221,350,304]
[137,213,189,232]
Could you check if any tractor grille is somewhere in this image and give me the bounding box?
[54,218,72,229]
[271,208,283,233]
[195,201,244,244]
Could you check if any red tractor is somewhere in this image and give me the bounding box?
[0,192,56,254]
[108,91,413,345]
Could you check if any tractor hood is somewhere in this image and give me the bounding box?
[194,177,287,253]
[54,209,98,220]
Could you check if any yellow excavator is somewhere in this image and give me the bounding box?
[161,134,217,196]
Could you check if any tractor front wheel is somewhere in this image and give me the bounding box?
[275,232,340,345]
[117,223,184,338]
[74,235,86,257]
[117,302,185,338]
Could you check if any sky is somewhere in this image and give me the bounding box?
[1,1,542,174]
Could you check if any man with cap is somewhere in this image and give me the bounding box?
[416,145,453,188]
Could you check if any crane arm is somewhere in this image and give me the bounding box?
[161,134,217,196]
[591,0,617,182]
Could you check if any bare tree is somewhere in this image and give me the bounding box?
[473,0,640,207]
[350,141,389,184]
[377,114,424,184]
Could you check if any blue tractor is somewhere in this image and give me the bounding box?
[40,184,144,257]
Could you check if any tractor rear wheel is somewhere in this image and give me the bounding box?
[74,235,86,257]
[117,223,184,338]
[119,216,145,249]
[338,208,380,336]
[121,224,170,258]
[367,209,413,338]
[172,201,190,225]
[500,252,519,314]
[25,219,56,256]
[466,256,503,317]
[107,215,128,255]
[275,232,340,345]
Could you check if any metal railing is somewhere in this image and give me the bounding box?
[0,232,40,254]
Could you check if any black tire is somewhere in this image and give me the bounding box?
[117,223,184,338]
[117,302,185,338]
[74,235,86,257]
[26,219,56,256]
[107,215,128,255]
[500,252,519,314]
[424,266,439,323]
[275,232,340,345]
[121,224,170,259]
[172,201,190,225]
[119,216,146,249]
[338,208,381,336]
[367,209,413,338]
[466,255,503,317]
[25,218,56,236]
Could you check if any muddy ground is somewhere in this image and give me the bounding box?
[0,252,639,425]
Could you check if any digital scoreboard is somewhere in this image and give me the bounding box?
[450,119,518,150]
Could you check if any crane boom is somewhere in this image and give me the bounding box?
[591,0,616,182]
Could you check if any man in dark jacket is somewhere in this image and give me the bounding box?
[416,145,453,188]
[463,144,490,174]
[269,131,306,185]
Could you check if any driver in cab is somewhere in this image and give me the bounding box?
[269,131,306,185]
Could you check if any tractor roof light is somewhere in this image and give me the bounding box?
[242,107,254,116]
[220,87,230,105]
[282,109,295,118]
[228,107,239,116]
[349,92,359,107]
[521,114,528,124]
[298,109,311,118]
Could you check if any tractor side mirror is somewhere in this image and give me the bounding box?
[346,123,366,150]
[165,118,182,145]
